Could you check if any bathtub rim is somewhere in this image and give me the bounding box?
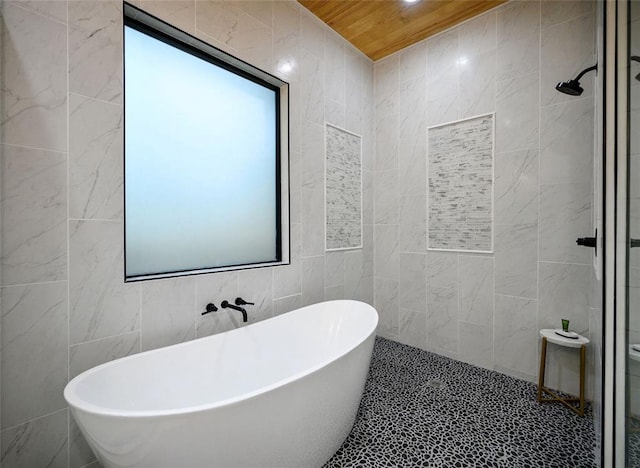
[64,299,378,419]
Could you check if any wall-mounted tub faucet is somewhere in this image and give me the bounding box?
[202,303,218,316]
[235,297,255,306]
[221,300,248,322]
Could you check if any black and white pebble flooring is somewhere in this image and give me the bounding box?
[324,337,596,468]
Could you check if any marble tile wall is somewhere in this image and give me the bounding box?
[0,1,374,466]
[373,0,598,399]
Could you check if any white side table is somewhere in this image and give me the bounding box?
[537,329,590,416]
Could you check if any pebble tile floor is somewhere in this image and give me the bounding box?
[324,338,596,468]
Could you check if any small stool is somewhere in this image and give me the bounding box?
[537,329,590,416]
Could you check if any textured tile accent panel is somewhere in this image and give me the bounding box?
[325,123,362,250]
[427,114,494,252]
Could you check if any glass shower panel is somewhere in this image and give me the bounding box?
[628,2,640,464]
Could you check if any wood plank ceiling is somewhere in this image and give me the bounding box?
[297,0,507,61]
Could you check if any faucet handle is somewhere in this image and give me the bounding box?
[235,297,255,306]
[202,303,218,315]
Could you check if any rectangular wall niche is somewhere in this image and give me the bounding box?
[427,113,494,253]
[325,123,362,251]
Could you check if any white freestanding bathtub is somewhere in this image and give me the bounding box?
[64,300,378,468]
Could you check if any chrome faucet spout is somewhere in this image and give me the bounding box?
[221,300,247,322]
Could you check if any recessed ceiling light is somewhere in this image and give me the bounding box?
[404,0,420,3]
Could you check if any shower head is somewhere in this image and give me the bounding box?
[555,79,583,96]
[555,64,597,96]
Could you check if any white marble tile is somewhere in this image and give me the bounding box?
[1,145,67,285]
[273,1,300,83]
[362,169,374,225]
[458,10,496,59]
[273,293,302,316]
[399,76,427,196]
[427,285,458,354]
[300,9,324,58]
[495,73,539,153]
[325,284,344,301]
[398,307,427,350]
[325,251,345,287]
[363,224,374,277]
[300,120,323,190]
[345,75,363,135]
[300,47,325,125]
[375,113,398,171]
[1,282,67,429]
[325,98,346,129]
[238,267,274,323]
[494,223,538,299]
[7,1,67,23]
[539,183,591,264]
[237,0,272,28]
[497,0,540,82]
[69,94,123,220]
[69,0,123,104]
[302,256,325,306]
[301,186,324,257]
[399,41,427,83]
[69,220,140,344]
[362,118,375,172]
[494,294,538,378]
[399,253,427,311]
[289,150,301,225]
[426,95,458,127]
[374,55,399,118]
[374,277,399,338]
[69,416,95,468]
[196,1,240,50]
[238,11,273,72]
[194,28,237,56]
[459,255,494,325]
[540,12,595,107]
[540,98,594,185]
[141,0,195,33]
[374,169,399,225]
[1,409,67,468]
[459,321,493,370]
[345,48,363,89]
[374,225,399,280]
[494,149,538,225]
[1,3,67,151]
[274,224,301,298]
[344,250,364,299]
[196,271,239,337]
[426,30,458,98]
[541,0,594,28]
[357,276,374,307]
[426,31,458,126]
[538,261,590,333]
[427,251,457,288]
[399,194,427,253]
[325,32,345,104]
[69,331,140,379]
[459,51,496,119]
[141,278,195,351]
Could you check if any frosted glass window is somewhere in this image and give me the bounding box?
[124,15,286,281]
